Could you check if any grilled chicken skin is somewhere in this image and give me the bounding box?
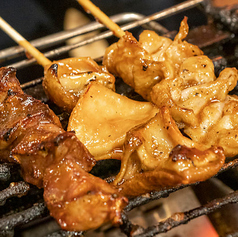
[104,16,238,157]
[113,107,225,196]
[103,17,203,101]
[43,57,115,112]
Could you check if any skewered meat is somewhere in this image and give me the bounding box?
[0,67,127,231]
[103,16,238,157]
[43,137,127,231]
[67,81,224,197]
[151,56,238,156]
[151,57,238,126]
[183,94,238,157]
[43,57,115,112]
[113,107,225,197]
[67,82,159,160]
[103,17,203,101]
[103,30,167,100]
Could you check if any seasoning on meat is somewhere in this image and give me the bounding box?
[68,82,159,160]
[43,57,115,112]
[103,16,238,157]
[113,107,225,196]
[0,67,127,231]
[103,17,203,101]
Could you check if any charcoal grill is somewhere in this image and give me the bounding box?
[1,0,238,236]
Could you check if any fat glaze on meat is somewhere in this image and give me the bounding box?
[68,82,159,160]
[103,17,238,157]
[43,57,115,112]
[0,67,127,231]
[103,17,203,101]
[113,107,225,196]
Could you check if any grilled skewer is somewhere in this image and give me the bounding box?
[0,67,127,231]
[0,17,115,112]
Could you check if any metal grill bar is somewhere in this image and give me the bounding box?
[0,163,12,182]
[0,13,145,62]
[0,163,22,185]
[7,0,205,70]
[132,190,238,237]
[0,202,48,235]
[0,181,30,206]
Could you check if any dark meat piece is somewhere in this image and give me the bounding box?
[0,67,127,231]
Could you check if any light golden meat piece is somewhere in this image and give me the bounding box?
[43,57,115,112]
[151,56,238,127]
[151,54,238,156]
[139,17,203,73]
[0,67,127,231]
[68,83,159,160]
[185,95,238,157]
[103,31,168,100]
[114,107,225,197]
[103,17,203,100]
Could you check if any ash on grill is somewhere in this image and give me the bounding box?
[1,1,238,236]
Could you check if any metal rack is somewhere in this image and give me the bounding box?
[1,0,238,236]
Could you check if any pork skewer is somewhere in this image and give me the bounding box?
[0,67,127,231]
[0,16,127,230]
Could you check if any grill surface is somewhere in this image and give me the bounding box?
[1,0,238,236]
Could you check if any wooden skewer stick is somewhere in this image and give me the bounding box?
[77,0,125,38]
[0,17,51,67]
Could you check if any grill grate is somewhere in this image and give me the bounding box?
[1,0,238,236]
[132,190,238,237]
[1,157,238,236]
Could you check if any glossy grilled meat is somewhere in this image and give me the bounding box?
[103,17,203,101]
[0,67,127,231]
[151,58,238,156]
[103,16,238,157]
[113,107,225,197]
[68,82,159,161]
[43,57,115,112]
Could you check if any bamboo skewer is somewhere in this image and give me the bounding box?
[0,0,124,68]
[77,0,125,38]
[0,17,51,67]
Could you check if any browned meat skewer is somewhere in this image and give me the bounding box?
[0,67,127,231]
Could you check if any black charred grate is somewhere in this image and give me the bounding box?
[132,190,238,237]
[0,157,238,236]
[1,0,238,236]
[0,202,47,237]
[0,181,30,206]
